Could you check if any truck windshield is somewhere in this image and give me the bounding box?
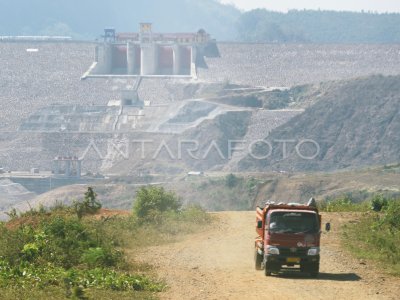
[269,212,318,234]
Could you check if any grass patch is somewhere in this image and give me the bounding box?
[318,195,370,212]
[342,199,400,275]
[100,205,213,250]
[0,286,157,300]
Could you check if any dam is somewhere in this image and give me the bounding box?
[86,23,219,78]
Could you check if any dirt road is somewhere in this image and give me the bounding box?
[138,212,400,300]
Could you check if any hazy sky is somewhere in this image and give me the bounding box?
[219,0,400,13]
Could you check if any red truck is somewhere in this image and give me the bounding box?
[254,201,330,277]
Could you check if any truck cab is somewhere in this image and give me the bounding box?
[254,202,324,277]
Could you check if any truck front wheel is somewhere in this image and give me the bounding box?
[254,249,263,270]
[302,263,319,278]
[264,266,272,276]
[310,265,319,278]
[264,261,275,276]
[310,271,319,278]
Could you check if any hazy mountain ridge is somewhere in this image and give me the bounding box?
[1,1,400,42]
[0,0,240,40]
[237,9,400,43]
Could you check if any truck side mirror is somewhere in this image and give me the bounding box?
[257,220,263,229]
[325,223,331,232]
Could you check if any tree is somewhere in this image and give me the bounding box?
[225,173,238,188]
[133,186,181,222]
[74,187,102,219]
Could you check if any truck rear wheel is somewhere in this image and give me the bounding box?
[254,249,263,270]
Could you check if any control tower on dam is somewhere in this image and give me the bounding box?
[87,23,219,79]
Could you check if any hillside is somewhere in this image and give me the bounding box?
[2,2,400,43]
[238,75,400,172]
[237,9,400,43]
[0,0,240,40]
[4,165,399,217]
[1,42,400,176]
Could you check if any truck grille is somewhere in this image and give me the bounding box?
[279,247,308,256]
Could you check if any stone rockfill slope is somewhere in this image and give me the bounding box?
[200,43,400,87]
[2,42,400,130]
[238,75,400,172]
[2,42,400,174]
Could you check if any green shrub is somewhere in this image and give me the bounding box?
[21,242,40,261]
[41,217,93,268]
[81,247,114,268]
[133,186,181,222]
[379,200,400,231]
[371,194,389,212]
[0,225,36,265]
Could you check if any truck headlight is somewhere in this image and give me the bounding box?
[307,247,320,256]
[267,246,280,255]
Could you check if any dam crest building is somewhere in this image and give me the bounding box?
[88,23,219,78]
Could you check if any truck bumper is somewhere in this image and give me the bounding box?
[265,254,320,272]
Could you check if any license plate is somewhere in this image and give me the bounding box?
[287,257,300,263]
